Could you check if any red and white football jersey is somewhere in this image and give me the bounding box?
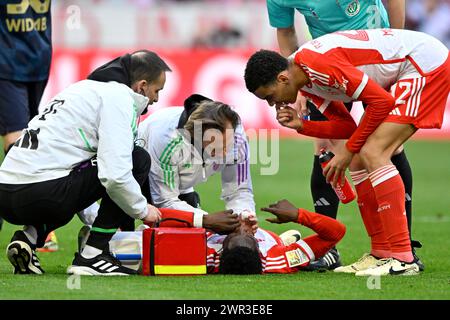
[206,228,315,274]
[294,29,449,152]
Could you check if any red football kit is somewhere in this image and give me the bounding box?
[294,29,449,263]
[294,29,449,152]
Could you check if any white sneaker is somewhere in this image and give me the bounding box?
[334,253,380,273]
[279,229,301,246]
[355,258,420,276]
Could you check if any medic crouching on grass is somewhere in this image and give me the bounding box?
[0,50,245,276]
[0,50,171,276]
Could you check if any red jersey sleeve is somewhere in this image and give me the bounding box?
[298,91,357,139]
[295,49,396,153]
[345,79,396,153]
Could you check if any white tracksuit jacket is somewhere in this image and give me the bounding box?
[138,107,255,224]
[0,80,150,220]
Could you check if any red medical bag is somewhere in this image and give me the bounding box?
[142,219,207,276]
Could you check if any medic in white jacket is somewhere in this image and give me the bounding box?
[0,80,150,220]
[138,95,256,225]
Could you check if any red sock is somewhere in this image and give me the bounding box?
[350,170,391,258]
[298,208,346,259]
[369,165,413,263]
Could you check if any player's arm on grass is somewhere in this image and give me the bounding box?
[220,125,256,215]
[97,91,148,220]
[262,199,346,261]
[262,199,345,238]
[387,0,405,29]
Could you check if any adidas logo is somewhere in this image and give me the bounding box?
[314,198,330,206]
[92,260,120,273]
[323,252,337,266]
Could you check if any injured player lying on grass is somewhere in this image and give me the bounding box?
[214,199,345,274]
[126,199,346,275]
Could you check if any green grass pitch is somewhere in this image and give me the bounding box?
[0,139,449,299]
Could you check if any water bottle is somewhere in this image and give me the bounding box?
[319,149,356,204]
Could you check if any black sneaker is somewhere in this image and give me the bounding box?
[67,252,137,276]
[301,248,342,272]
[6,230,44,274]
[411,240,425,271]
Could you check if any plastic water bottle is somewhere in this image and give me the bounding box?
[319,149,356,204]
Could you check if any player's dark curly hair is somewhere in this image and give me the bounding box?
[244,49,288,93]
[219,246,263,275]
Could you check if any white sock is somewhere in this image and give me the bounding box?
[81,245,102,259]
[23,226,38,245]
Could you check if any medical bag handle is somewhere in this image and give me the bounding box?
[154,218,192,228]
